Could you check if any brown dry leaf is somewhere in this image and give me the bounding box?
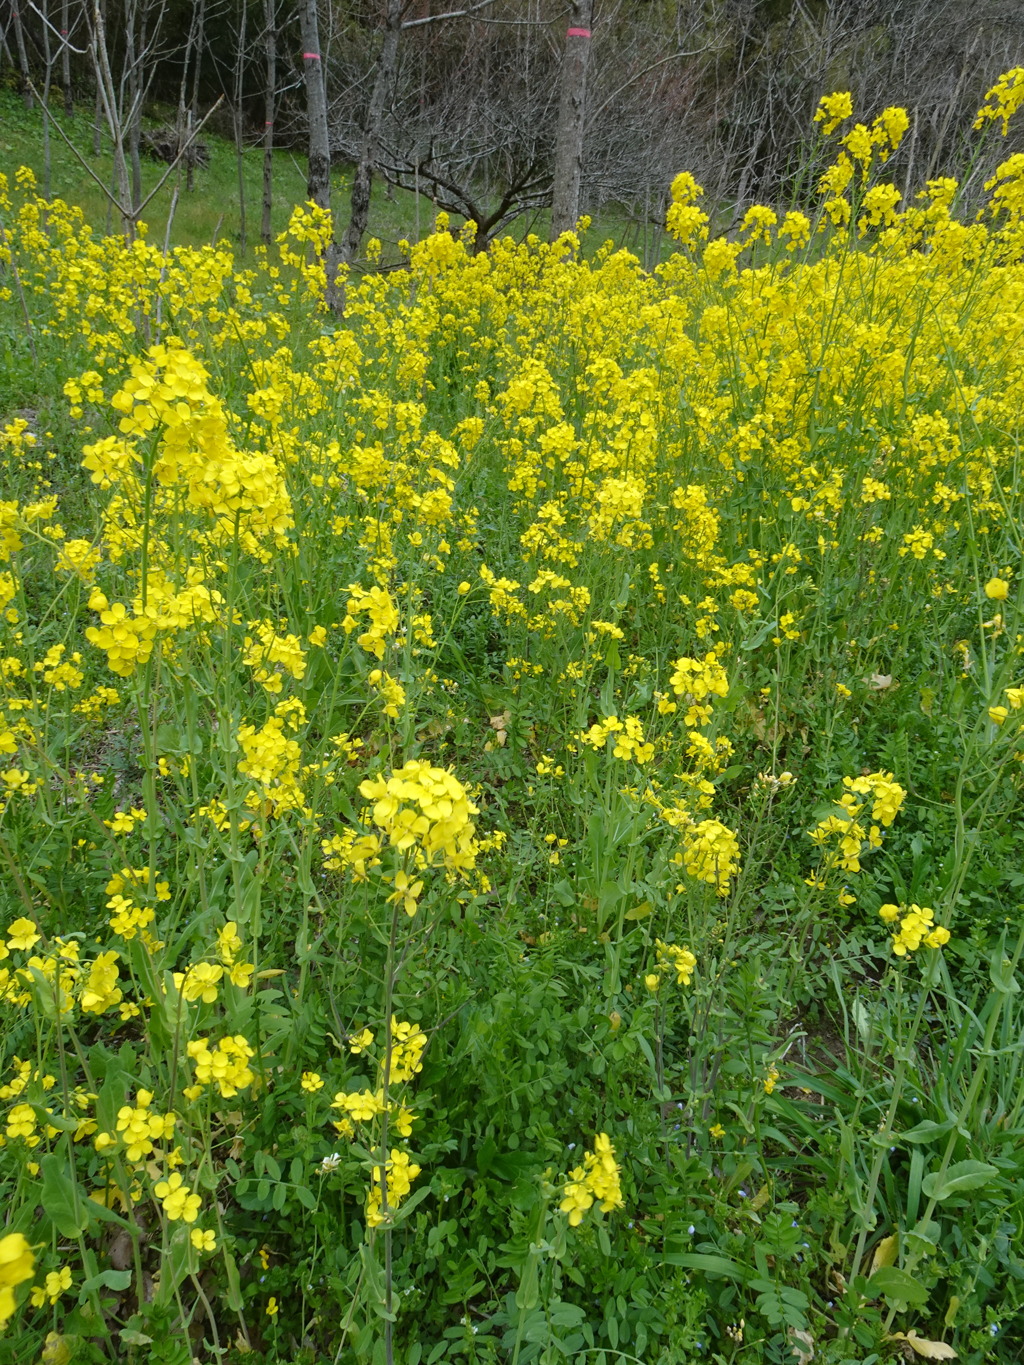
[828,1269,848,1294]
[870,1233,899,1274]
[888,1331,958,1360]
[488,711,510,746]
[788,1328,814,1364]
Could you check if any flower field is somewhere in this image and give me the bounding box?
[3,76,1024,1365]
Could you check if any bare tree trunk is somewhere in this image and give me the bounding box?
[93,0,104,157]
[11,0,33,107]
[550,0,593,240]
[187,0,205,191]
[261,0,277,244]
[233,0,248,255]
[41,0,54,197]
[299,0,331,212]
[125,0,144,209]
[91,0,134,236]
[299,0,342,302]
[61,0,72,113]
[341,0,403,264]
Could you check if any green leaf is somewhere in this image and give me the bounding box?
[120,1329,154,1347]
[81,1268,132,1295]
[921,1160,999,1201]
[41,1152,87,1238]
[868,1267,930,1306]
[551,880,576,908]
[661,1252,751,1283]
[223,1251,244,1313]
[391,1185,433,1225]
[476,1137,498,1176]
[28,1104,79,1132]
[902,1119,956,1144]
[989,954,1020,994]
[741,618,780,650]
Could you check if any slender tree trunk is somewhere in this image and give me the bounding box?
[11,1,33,108]
[233,0,248,254]
[299,0,331,212]
[342,0,403,264]
[187,0,205,191]
[261,0,277,243]
[550,0,594,240]
[41,0,53,198]
[299,0,342,302]
[93,0,105,158]
[91,0,134,236]
[125,0,143,209]
[61,0,72,114]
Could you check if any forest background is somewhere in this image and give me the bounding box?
[5,0,1024,259]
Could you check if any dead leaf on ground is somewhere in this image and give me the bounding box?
[788,1328,814,1364]
[870,1232,899,1274]
[887,1331,958,1360]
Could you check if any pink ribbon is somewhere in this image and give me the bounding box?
[302,52,320,60]
[566,27,591,36]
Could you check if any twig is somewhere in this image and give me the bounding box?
[26,79,224,228]
[25,0,89,54]
[588,44,713,126]
[402,0,505,29]
[133,96,225,216]
[26,78,122,209]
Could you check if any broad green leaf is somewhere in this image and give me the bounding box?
[119,1330,153,1347]
[921,1160,999,1201]
[41,1153,87,1238]
[81,1268,132,1295]
[901,1119,955,1144]
[989,954,1020,994]
[868,1266,930,1305]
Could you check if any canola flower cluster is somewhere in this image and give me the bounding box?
[560,1134,625,1227]
[807,771,908,897]
[322,760,480,897]
[878,903,952,956]
[329,1020,426,1227]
